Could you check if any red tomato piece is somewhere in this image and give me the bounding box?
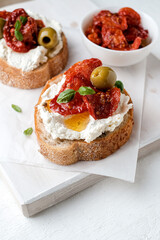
[85,25,102,45]
[124,26,148,42]
[51,59,102,116]
[101,14,128,31]
[110,87,121,113]
[50,93,87,116]
[130,36,142,50]
[93,10,112,27]
[83,87,121,120]
[118,7,141,26]
[36,19,45,30]
[63,58,102,89]
[0,10,11,19]
[85,25,101,36]
[50,59,121,118]
[85,8,148,51]
[3,8,45,53]
[87,32,102,45]
[60,73,92,92]
[102,27,128,50]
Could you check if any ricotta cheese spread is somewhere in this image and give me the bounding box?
[0,10,63,72]
[38,75,133,143]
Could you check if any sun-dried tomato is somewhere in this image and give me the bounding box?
[50,59,121,119]
[50,92,87,116]
[118,7,140,26]
[85,8,148,51]
[85,25,102,45]
[64,58,102,87]
[101,14,128,31]
[2,8,44,52]
[124,26,148,42]
[60,73,92,92]
[129,37,142,50]
[83,87,121,120]
[36,19,45,30]
[50,59,102,116]
[102,27,128,50]
[0,10,11,19]
[87,32,102,45]
[93,10,112,27]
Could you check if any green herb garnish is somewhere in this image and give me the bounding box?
[15,20,21,31]
[57,89,76,103]
[20,16,27,25]
[78,86,95,96]
[11,104,22,112]
[23,127,33,136]
[14,20,23,41]
[57,86,95,104]
[115,81,124,92]
[15,30,23,41]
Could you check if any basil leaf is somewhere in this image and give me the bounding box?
[11,104,22,112]
[15,30,23,41]
[23,127,33,136]
[15,20,21,31]
[115,81,124,92]
[20,16,27,25]
[78,86,95,95]
[57,89,76,103]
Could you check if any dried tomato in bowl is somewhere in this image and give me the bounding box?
[85,7,149,51]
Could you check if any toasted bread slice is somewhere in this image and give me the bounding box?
[35,74,134,165]
[0,33,68,89]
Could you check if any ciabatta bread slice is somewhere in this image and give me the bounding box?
[0,33,68,89]
[35,74,134,165]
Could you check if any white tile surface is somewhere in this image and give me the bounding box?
[0,0,160,238]
[0,148,160,240]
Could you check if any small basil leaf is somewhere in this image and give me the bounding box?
[115,81,124,92]
[78,86,95,96]
[15,30,23,41]
[20,16,27,25]
[57,89,76,103]
[23,127,33,136]
[11,104,22,112]
[15,20,21,31]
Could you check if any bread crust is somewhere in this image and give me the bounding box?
[0,33,68,89]
[35,74,134,165]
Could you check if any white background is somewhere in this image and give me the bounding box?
[1,149,160,239]
[0,0,160,239]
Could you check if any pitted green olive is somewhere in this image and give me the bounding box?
[90,66,117,90]
[0,18,6,39]
[38,27,58,49]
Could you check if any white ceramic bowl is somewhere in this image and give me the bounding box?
[80,7,159,67]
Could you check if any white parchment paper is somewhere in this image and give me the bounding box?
[0,0,147,182]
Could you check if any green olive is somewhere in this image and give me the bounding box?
[0,18,6,39]
[38,27,58,49]
[90,66,117,90]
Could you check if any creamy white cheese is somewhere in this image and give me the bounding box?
[0,10,63,72]
[38,75,133,143]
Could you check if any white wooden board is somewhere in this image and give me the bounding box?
[0,138,160,217]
